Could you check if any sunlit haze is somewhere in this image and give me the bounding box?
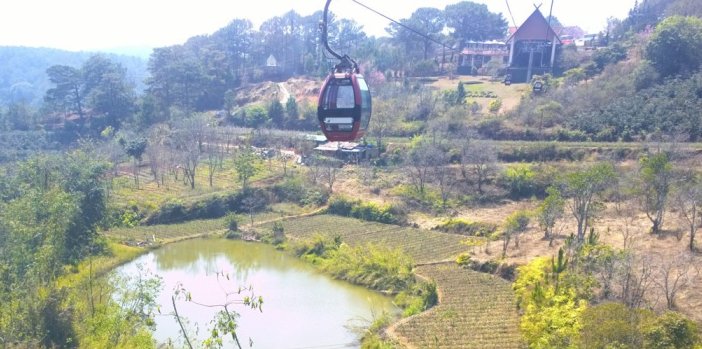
[1,0,637,52]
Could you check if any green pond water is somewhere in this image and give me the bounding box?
[115,238,398,348]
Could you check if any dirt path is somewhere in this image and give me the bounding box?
[277,82,290,103]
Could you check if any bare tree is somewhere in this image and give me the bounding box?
[431,149,455,209]
[405,140,442,197]
[638,152,673,235]
[616,252,655,309]
[654,253,698,310]
[537,186,565,246]
[204,125,221,187]
[307,155,322,185]
[673,172,702,251]
[146,124,172,187]
[277,149,295,177]
[368,99,391,150]
[460,139,497,194]
[612,173,642,250]
[319,157,342,193]
[173,114,210,189]
[357,160,375,187]
[241,195,262,227]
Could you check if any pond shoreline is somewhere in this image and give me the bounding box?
[115,237,400,348]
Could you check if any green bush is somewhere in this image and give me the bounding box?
[326,197,355,216]
[143,200,187,225]
[488,99,503,113]
[270,221,285,245]
[433,219,497,237]
[144,188,273,225]
[477,118,504,138]
[326,197,405,225]
[272,177,329,206]
[456,253,471,267]
[225,213,239,232]
[394,281,438,317]
[291,234,342,260]
[500,163,537,199]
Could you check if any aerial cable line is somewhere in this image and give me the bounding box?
[348,0,459,54]
[547,0,556,36]
[505,0,517,28]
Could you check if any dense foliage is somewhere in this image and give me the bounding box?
[0,152,155,347]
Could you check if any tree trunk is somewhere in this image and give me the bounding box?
[691,225,697,252]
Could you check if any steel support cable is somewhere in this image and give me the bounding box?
[349,0,460,54]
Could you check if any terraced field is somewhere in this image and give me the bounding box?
[262,215,523,348]
[109,214,523,348]
[392,263,523,349]
[261,215,469,264]
[105,218,226,242]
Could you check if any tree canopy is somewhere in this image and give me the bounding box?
[646,16,702,78]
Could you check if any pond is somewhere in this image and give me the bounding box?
[115,238,398,348]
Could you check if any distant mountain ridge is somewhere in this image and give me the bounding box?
[0,46,148,106]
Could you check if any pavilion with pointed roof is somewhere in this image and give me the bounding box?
[505,7,561,83]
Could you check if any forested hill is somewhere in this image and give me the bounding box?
[0,46,147,106]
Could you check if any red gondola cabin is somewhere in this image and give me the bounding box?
[317,72,371,142]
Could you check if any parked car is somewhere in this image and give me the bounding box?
[575,34,598,49]
[559,34,574,46]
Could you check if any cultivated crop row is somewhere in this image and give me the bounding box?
[393,264,523,349]
[262,215,469,263]
[105,218,226,242]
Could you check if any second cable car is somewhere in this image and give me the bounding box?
[317,71,371,142]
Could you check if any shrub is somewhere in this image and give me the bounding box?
[326,197,405,225]
[394,281,438,317]
[433,219,497,237]
[270,221,285,245]
[500,163,537,199]
[272,178,329,206]
[144,188,273,225]
[456,253,471,267]
[291,234,342,260]
[476,118,503,138]
[143,200,186,225]
[225,213,239,232]
[488,99,503,113]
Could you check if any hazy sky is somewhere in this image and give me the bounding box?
[1,0,637,52]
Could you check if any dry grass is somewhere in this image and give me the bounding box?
[465,201,702,323]
[328,159,702,325]
[429,76,528,113]
[109,156,284,210]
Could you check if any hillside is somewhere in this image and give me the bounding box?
[4,0,702,348]
[0,46,147,106]
[232,77,320,106]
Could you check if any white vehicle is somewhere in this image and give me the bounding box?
[576,34,598,48]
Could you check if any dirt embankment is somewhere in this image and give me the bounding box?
[233,77,320,106]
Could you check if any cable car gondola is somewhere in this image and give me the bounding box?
[318,70,371,142]
[317,0,372,142]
